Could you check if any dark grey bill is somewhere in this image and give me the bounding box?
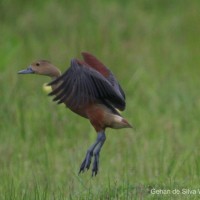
[18,67,34,74]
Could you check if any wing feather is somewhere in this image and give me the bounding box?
[48,59,126,110]
[82,52,126,101]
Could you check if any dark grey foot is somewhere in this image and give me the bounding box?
[79,151,93,173]
[78,131,106,176]
[92,152,99,176]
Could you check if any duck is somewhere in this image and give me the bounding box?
[18,52,132,176]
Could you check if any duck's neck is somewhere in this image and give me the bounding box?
[50,70,61,91]
[50,67,61,80]
[51,75,60,81]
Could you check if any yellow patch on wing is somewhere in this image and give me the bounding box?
[42,83,52,93]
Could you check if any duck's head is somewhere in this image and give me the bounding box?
[18,60,61,78]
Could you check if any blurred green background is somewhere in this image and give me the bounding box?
[1,0,200,199]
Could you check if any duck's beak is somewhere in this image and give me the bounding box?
[18,66,34,74]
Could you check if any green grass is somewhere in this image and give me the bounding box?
[1,0,200,199]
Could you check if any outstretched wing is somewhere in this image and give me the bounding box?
[82,52,126,100]
[48,59,126,110]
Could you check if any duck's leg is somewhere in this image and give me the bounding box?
[79,131,106,175]
[92,131,106,176]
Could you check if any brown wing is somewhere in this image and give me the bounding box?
[82,52,126,101]
[48,59,126,110]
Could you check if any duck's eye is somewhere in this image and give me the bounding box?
[36,63,40,66]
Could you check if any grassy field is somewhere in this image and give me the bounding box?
[1,0,200,199]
